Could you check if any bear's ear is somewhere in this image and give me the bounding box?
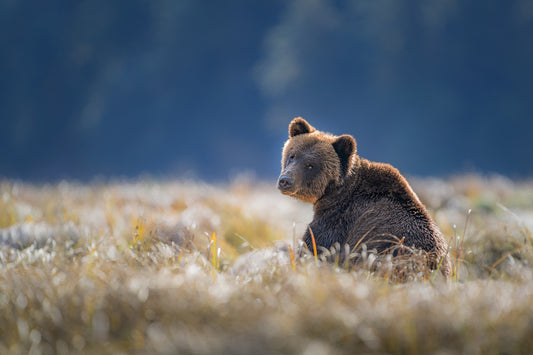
[332,135,357,176]
[289,117,316,137]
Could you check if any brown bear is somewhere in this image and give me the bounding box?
[278,117,451,278]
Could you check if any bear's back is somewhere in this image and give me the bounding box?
[312,158,444,255]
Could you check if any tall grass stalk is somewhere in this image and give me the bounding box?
[309,227,318,264]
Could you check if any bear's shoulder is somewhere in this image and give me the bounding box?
[355,159,421,205]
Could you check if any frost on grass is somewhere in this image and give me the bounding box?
[0,222,81,249]
[0,177,533,354]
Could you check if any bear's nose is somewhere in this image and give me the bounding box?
[278,176,293,191]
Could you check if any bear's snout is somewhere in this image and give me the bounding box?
[278,176,293,192]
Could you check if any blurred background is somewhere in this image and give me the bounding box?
[1,0,532,182]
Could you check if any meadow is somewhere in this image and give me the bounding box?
[1,175,533,354]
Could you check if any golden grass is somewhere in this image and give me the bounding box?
[1,176,533,354]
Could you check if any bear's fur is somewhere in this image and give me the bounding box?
[278,117,451,277]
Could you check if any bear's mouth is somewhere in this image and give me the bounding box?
[280,189,317,204]
[280,189,296,196]
[278,185,299,197]
[279,186,303,198]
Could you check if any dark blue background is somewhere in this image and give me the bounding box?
[1,1,532,181]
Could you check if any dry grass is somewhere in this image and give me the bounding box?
[1,176,533,354]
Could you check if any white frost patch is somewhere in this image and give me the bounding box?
[0,221,81,248]
[230,246,291,277]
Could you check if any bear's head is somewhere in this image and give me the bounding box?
[278,117,357,203]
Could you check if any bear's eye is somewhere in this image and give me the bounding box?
[306,164,313,170]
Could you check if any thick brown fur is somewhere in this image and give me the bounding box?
[278,117,451,278]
